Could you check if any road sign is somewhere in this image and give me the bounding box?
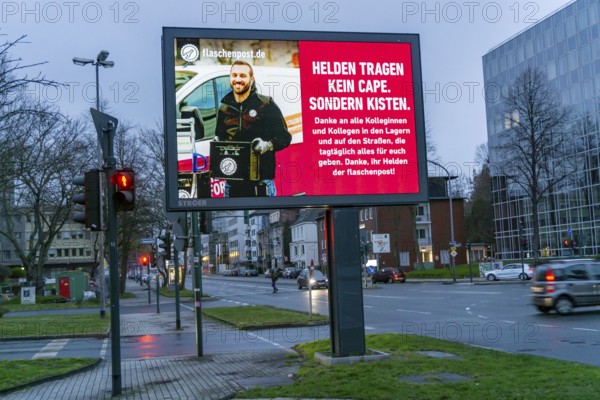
[140,238,155,245]
[372,233,390,253]
[172,222,186,252]
[450,250,458,257]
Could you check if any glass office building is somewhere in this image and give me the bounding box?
[483,0,600,259]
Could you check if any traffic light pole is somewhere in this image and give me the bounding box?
[192,211,203,357]
[105,120,122,396]
[174,250,181,330]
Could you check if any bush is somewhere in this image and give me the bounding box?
[10,268,26,279]
[0,306,8,317]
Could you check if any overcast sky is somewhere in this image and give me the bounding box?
[5,0,573,180]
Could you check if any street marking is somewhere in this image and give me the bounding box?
[245,331,283,348]
[573,328,600,332]
[364,305,373,308]
[32,339,69,359]
[396,309,431,315]
[100,338,108,359]
[366,295,445,300]
[537,324,558,328]
[478,315,489,319]
[501,320,516,324]
[365,326,376,330]
[420,290,502,295]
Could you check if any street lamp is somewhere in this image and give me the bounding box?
[72,50,114,318]
[428,160,456,282]
[72,50,114,110]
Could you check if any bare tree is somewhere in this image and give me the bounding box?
[0,102,95,290]
[493,67,571,263]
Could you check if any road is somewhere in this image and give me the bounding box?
[3,275,600,367]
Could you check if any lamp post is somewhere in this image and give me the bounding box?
[72,50,114,319]
[428,160,456,282]
[73,50,114,110]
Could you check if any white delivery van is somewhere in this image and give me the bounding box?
[174,64,303,198]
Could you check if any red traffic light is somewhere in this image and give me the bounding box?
[111,168,135,212]
[140,255,149,266]
[112,170,134,189]
[563,240,570,247]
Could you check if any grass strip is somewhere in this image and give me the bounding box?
[202,305,328,329]
[237,333,600,400]
[0,314,110,339]
[159,287,195,298]
[0,358,100,393]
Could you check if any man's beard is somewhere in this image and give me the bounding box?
[231,81,251,95]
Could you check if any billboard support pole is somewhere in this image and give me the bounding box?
[326,207,366,357]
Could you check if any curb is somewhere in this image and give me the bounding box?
[0,332,109,342]
[0,357,102,395]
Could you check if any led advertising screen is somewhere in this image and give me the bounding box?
[162,28,428,211]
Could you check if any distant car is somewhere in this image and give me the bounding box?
[283,267,302,279]
[485,263,533,281]
[297,269,328,289]
[371,268,406,284]
[244,269,258,277]
[530,259,600,315]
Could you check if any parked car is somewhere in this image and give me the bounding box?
[297,269,329,289]
[244,268,258,277]
[283,267,302,279]
[485,263,533,281]
[530,259,600,315]
[371,267,406,284]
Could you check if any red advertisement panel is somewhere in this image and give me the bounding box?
[285,40,419,196]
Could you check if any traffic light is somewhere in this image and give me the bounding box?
[72,169,103,231]
[140,255,149,266]
[112,168,135,211]
[520,238,528,250]
[159,230,172,260]
[563,239,570,247]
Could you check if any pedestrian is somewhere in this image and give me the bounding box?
[271,268,280,293]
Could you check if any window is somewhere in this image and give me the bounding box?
[588,264,600,280]
[565,264,590,280]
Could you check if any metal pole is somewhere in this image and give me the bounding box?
[105,121,121,395]
[174,250,181,330]
[192,212,203,356]
[147,263,151,304]
[156,270,160,313]
[95,62,106,319]
[429,160,456,282]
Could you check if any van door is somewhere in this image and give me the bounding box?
[587,263,600,305]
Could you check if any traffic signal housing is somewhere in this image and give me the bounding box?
[140,255,149,267]
[72,169,103,231]
[159,230,172,260]
[112,168,135,211]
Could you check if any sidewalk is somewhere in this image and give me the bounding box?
[5,280,302,400]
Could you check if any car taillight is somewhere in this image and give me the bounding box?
[545,268,555,293]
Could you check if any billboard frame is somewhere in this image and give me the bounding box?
[162,27,428,211]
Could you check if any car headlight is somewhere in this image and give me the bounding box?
[309,278,315,284]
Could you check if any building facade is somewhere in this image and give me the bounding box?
[484,0,600,259]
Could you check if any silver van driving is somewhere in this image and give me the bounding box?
[530,259,600,315]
